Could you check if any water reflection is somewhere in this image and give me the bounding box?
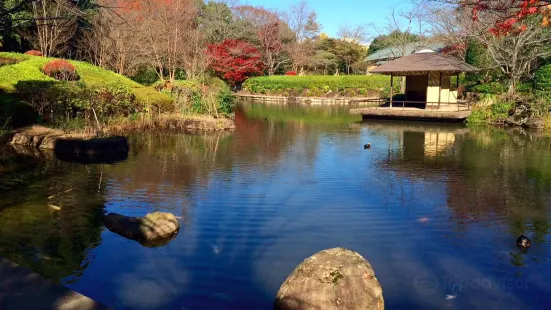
[0,104,550,309]
[0,153,106,283]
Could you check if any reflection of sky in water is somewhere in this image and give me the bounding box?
[2,113,551,309]
[78,125,549,309]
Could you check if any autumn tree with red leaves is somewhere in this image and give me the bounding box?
[421,0,551,93]
[207,39,264,86]
[464,0,551,34]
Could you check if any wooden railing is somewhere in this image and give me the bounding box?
[349,98,473,111]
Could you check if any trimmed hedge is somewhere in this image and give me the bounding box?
[242,75,394,97]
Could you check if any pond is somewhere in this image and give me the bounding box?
[1,101,551,309]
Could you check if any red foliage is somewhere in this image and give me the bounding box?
[285,71,297,76]
[206,39,264,86]
[25,50,43,56]
[465,0,551,35]
[42,59,79,81]
[441,43,467,56]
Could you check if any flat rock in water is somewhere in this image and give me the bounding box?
[183,118,236,131]
[524,117,545,129]
[104,212,180,247]
[8,126,129,163]
[275,248,384,310]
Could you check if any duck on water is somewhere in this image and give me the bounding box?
[517,235,531,252]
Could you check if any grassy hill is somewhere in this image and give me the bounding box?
[0,52,170,104]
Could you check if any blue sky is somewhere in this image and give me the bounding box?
[239,0,414,38]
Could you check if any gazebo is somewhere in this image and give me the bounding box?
[370,50,479,110]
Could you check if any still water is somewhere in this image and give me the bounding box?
[1,102,551,309]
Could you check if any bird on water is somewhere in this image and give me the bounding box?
[364,143,371,149]
[517,235,531,250]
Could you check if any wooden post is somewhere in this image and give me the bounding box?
[438,72,442,110]
[390,73,393,108]
[456,74,460,111]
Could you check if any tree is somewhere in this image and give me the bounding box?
[199,1,237,43]
[285,0,320,42]
[207,39,264,86]
[372,7,424,90]
[330,39,366,75]
[284,0,321,74]
[478,14,551,93]
[459,0,551,34]
[20,0,77,57]
[309,50,338,74]
[317,38,366,75]
[418,2,469,59]
[114,0,199,82]
[233,5,293,75]
[337,23,368,44]
[367,31,420,55]
[258,21,290,75]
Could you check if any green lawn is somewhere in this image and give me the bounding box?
[0,52,170,104]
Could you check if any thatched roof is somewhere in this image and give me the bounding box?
[369,51,480,75]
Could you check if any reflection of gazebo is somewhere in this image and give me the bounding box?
[370,51,479,110]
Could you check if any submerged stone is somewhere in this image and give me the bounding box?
[104,212,180,248]
[275,248,384,310]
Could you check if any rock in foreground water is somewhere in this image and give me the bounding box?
[275,248,384,310]
[104,212,180,247]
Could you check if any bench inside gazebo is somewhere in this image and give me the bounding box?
[368,50,480,111]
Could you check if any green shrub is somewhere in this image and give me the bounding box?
[471,82,507,95]
[13,80,146,129]
[467,108,488,124]
[131,65,159,85]
[217,86,234,115]
[516,82,533,94]
[467,98,513,124]
[535,64,551,91]
[490,100,513,118]
[243,75,391,96]
[161,79,234,116]
[535,64,551,103]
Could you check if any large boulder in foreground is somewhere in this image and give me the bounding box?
[275,248,384,310]
[104,212,180,247]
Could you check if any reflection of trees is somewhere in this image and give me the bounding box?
[108,107,331,208]
[449,127,551,244]
[239,101,365,125]
[374,122,551,254]
[0,154,107,282]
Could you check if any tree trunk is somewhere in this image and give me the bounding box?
[508,78,517,95]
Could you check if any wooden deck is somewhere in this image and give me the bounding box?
[350,107,471,122]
